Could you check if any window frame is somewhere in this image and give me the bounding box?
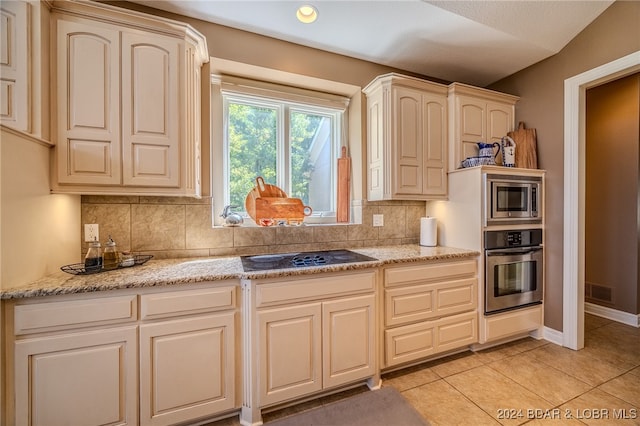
[217,78,348,226]
[209,64,363,229]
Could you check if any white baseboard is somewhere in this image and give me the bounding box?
[585,302,640,327]
[543,326,564,346]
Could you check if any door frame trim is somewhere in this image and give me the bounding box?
[563,50,640,350]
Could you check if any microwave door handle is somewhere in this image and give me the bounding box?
[486,247,542,256]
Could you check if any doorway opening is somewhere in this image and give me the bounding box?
[563,50,640,350]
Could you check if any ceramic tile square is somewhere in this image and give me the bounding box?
[445,365,554,426]
[378,205,406,239]
[81,203,131,251]
[488,351,592,406]
[131,204,185,251]
[429,352,484,378]
[598,371,640,407]
[402,379,500,426]
[474,338,549,364]
[186,204,234,249]
[347,224,379,241]
[406,204,426,238]
[313,225,349,243]
[275,226,315,245]
[382,364,440,392]
[560,388,640,426]
[82,195,139,204]
[528,343,630,386]
[233,227,276,247]
[140,196,210,205]
[584,314,614,331]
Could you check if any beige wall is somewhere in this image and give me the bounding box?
[489,1,640,330]
[585,73,639,315]
[0,127,80,290]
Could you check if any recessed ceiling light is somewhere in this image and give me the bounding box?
[296,5,318,24]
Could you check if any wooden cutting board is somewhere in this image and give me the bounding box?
[255,197,312,223]
[337,146,351,223]
[507,122,538,169]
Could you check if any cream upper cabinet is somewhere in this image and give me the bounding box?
[448,83,519,170]
[1,0,29,132]
[50,1,208,197]
[364,73,448,201]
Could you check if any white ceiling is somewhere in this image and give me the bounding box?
[128,0,614,86]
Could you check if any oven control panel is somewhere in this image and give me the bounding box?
[484,228,542,250]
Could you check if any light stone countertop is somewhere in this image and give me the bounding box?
[0,245,479,300]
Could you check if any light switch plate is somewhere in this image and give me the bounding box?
[373,214,384,227]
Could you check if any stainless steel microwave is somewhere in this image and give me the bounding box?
[485,174,542,226]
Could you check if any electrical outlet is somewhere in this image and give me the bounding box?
[84,224,99,242]
[373,214,384,227]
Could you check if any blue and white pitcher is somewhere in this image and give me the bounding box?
[477,142,500,165]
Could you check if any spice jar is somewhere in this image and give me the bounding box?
[102,236,120,270]
[84,240,102,273]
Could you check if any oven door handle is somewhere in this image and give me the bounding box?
[486,247,542,256]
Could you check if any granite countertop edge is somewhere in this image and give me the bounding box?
[1,245,480,300]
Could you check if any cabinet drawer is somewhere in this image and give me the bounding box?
[14,295,137,335]
[140,286,236,320]
[384,259,476,287]
[483,305,542,343]
[385,320,436,367]
[255,270,376,308]
[436,310,478,353]
[385,311,477,368]
[385,278,477,326]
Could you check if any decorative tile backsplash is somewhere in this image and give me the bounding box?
[80,196,425,259]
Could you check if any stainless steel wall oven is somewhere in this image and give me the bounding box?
[484,229,543,314]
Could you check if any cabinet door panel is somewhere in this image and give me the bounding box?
[14,326,137,426]
[393,87,422,195]
[140,313,236,426]
[459,97,485,161]
[487,102,513,142]
[122,32,179,187]
[56,19,120,184]
[423,94,447,196]
[322,295,376,389]
[258,303,322,406]
[0,1,29,131]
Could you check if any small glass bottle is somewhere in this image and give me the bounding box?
[84,240,102,273]
[103,236,119,270]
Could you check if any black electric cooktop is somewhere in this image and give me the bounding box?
[240,249,377,272]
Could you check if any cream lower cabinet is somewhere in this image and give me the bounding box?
[242,270,378,425]
[14,326,138,426]
[6,283,239,426]
[50,1,207,197]
[382,259,479,369]
[364,73,448,201]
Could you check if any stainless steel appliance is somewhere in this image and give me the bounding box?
[485,174,542,226]
[484,229,543,314]
[240,249,377,272]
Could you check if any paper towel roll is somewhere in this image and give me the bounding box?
[420,217,437,247]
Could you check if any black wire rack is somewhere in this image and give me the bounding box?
[61,255,153,275]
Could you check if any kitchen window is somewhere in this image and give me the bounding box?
[214,76,349,225]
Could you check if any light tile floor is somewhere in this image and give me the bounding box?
[208,314,640,425]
